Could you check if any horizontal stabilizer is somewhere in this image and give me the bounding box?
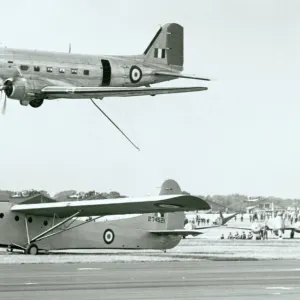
[155,71,210,81]
[11,194,211,218]
[41,86,208,99]
[149,229,204,237]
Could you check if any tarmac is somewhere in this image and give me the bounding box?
[1,216,300,299]
[0,260,299,300]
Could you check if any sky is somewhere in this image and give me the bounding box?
[0,0,300,198]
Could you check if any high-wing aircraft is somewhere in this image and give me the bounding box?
[225,212,300,239]
[0,179,217,255]
[0,23,209,111]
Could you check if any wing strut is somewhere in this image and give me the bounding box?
[90,99,140,151]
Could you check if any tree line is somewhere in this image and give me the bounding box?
[2,189,300,210]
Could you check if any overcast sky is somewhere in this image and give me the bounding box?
[0,0,299,198]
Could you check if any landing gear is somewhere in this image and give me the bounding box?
[290,230,295,239]
[25,244,39,255]
[29,99,44,108]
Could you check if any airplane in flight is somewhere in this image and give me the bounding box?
[226,212,300,239]
[0,179,224,255]
[0,23,209,111]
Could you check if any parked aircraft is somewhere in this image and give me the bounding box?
[226,212,300,239]
[0,23,208,111]
[0,179,218,255]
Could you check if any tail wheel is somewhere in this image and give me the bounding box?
[25,244,39,255]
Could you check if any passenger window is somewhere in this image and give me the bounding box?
[34,66,40,72]
[71,68,78,75]
[20,65,29,71]
[83,70,89,76]
[59,68,65,73]
[47,67,53,73]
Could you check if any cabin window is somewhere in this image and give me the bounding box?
[43,220,48,226]
[83,69,89,76]
[15,216,19,221]
[59,68,65,73]
[20,65,29,71]
[28,217,33,223]
[34,66,40,72]
[71,68,78,75]
[7,61,13,64]
[47,67,53,73]
[0,213,4,218]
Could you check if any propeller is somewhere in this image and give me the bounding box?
[0,66,23,115]
[1,92,7,115]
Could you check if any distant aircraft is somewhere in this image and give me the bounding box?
[0,23,209,111]
[184,211,239,230]
[226,212,300,239]
[0,179,217,255]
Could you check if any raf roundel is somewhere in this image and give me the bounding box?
[103,229,115,244]
[129,66,142,83]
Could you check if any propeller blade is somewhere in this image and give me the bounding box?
[90,99,140,151]
[2,94,7,115]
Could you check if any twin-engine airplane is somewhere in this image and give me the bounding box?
[0,23,209,111]
[0,179,220,255]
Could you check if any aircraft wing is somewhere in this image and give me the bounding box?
[221,226,252,230]
[149,229,204,237]
[10,194,210,218]
[41,86,207,99]
[194,225,222,230]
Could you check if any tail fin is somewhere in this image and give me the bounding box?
[158,179,185,229]
[143,23,184,71]
[216,211,239,225]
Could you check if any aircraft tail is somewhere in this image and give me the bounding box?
[215,211,239,226]
[158,179,185,230]
[143,23,184,71]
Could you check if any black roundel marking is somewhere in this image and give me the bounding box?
[103,229,115,244]
[129,66,142,83]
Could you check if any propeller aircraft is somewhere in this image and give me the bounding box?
[0,23,209,112]
[0,179,217,255]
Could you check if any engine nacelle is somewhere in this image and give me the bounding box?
[4,78,36,101]
[293,222,300,233]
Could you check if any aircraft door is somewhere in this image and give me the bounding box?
[101,59,111,86]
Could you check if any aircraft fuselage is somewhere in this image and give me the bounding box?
[0,47,173,100]
[0,202,181,252]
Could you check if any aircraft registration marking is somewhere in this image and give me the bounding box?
[148,216,165,223]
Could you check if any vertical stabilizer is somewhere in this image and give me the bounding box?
[143,23,184,71]
[159,179,185,229]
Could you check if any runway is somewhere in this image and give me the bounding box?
[1,260,300,300]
